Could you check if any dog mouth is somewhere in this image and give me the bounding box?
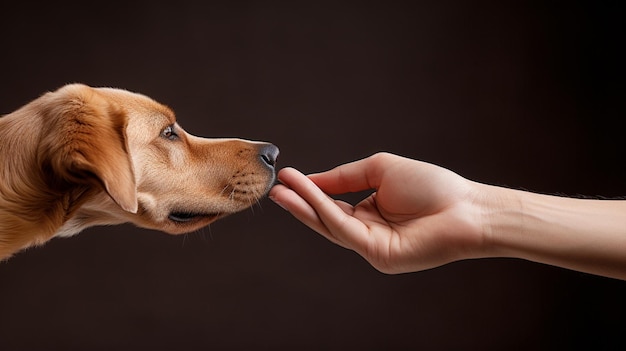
[167,211,221,224]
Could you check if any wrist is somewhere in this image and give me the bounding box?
[473,183,525,260]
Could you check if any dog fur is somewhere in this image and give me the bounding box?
[0,84,278,259]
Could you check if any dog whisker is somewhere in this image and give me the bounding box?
[219,184,230,197]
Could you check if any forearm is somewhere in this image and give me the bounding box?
[480,184,626,280]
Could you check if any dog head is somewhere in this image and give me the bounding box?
[40,84,278,236]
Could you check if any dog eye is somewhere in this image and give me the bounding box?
[161,125,178,140]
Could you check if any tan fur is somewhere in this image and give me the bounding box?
[0,84,278,259]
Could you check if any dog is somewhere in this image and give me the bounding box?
[0,84,279,259]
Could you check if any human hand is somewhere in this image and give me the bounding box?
[269,152,487,274]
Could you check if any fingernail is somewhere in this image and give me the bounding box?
[269,196,288,211]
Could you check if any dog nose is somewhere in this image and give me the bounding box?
[259,144,279,168]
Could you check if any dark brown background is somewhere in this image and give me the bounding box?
[1,1,624,350]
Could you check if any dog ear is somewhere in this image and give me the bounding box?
[39,84,138,213]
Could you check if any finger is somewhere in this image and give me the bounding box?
[269,184,350,248]
[276,168,370,248]
[334,200,355,216]
[269,184,331,236]
[273,169,356,217]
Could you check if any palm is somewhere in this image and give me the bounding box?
[340,169,470,273]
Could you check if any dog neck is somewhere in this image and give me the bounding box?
[0,115,101,259]
[55,193,129,238]
[0,181,99,260]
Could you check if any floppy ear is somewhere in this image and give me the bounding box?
[39,84,138,213]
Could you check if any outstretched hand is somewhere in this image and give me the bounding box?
[269,152,486,274]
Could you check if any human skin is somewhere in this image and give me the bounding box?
[269,152,626,280]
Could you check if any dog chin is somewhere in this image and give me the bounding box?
[158,213,225,234]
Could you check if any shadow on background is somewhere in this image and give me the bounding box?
[1,1,624,350]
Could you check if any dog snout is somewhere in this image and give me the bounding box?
[258,144,279,168]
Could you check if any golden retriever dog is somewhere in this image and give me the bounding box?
[0,84,279,260]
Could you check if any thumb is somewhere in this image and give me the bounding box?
[308,153,389,195]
